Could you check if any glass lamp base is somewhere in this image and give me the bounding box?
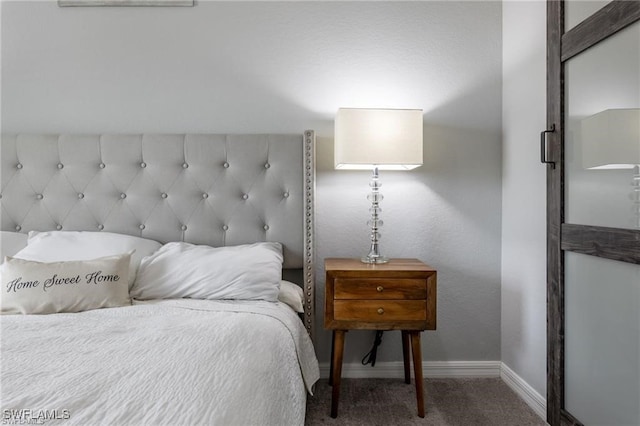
[361,255,389,264]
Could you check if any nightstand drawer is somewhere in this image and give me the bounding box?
[334,300,427,322]
[334,278,426,300]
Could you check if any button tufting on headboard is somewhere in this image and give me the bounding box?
[1,132,317,339]
[1,133,313,271]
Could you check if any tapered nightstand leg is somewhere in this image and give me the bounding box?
[329,331,335,386]
[410,331,425,417]
[402,330,411,384]
[330,330,346,418]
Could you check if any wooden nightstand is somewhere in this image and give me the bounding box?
[324,258,437,418]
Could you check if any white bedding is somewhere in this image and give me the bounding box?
[0,299,319,426]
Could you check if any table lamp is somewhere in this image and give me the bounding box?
[334,107,423,263]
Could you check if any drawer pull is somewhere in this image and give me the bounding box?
[376,286,384,292]
[377,308,384,315]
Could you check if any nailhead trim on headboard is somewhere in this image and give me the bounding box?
[303,130,316,339]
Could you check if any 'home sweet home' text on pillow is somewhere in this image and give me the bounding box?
[1,253,131,315]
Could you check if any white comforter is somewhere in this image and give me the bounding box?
[1,299,319,426]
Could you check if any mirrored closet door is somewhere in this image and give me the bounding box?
[547,1,640,425]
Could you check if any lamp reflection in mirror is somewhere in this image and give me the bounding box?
[334,108,423,264]
[582,108,640,227]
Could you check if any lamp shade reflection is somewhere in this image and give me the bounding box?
[582,108,640,170]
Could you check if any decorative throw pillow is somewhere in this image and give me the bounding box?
[14,231,162,287]
[1,253,131,315]
[278,280,305,313]
[132,242,283,301]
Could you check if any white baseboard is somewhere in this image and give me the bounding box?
[317,360,547,421]
[500,363,547,420]
[318,360,501,379]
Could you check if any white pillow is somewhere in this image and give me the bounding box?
[132,242,283,301]
[14,231,162,287]
[1,253,131,315]
[278,280,305,313]
[1,232,28,262]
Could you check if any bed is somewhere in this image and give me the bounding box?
[0,133,318,425]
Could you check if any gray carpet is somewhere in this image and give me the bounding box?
[305,378,547,426]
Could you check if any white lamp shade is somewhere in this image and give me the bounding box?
[582,108,640,169]
[334,108,423,170]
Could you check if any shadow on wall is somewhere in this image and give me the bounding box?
[313,121,502,364]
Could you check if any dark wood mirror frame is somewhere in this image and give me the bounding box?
[546,1,640,425]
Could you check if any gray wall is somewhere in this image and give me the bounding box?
[1,1,503,366]
[501,1,546,397]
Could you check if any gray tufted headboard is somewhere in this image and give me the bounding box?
[0,132,316,336]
